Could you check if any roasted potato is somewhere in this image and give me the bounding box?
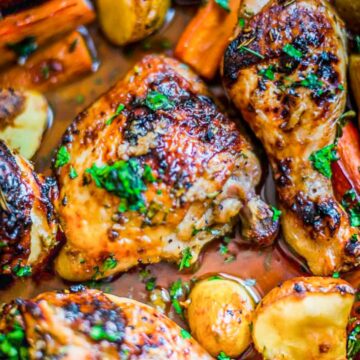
[334,0,360,32]
[252,277,355,360]
[0,88,48,159]
[97,0,170,46]
[186,276,255,358]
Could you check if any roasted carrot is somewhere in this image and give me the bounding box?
[175,0,241,79]
[0,31,94,91]
[0,0,95,67]
[332,121,360,200]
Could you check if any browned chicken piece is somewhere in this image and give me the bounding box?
[0,140,59,278]
[54,55,279,281]
[0,286,213,359]
[222,0,359,275]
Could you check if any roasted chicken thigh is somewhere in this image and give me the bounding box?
[0,286,212,359]
[54,55,278,281]
[0,140,59,278]
[223,0,359,275]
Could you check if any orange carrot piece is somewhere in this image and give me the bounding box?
[332,121,360,200]
[0,0,95,67]
[175,0,241,79]
[0,31,94,91]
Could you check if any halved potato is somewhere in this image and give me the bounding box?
[252,277,355,360]
[186,276,256,358]
[0,89,48,158]
[97,0,170,46]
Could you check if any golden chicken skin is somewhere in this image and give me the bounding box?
[0,286,213,359]
[54,55,279,281]
[0,140,59,278]
[222,0,359,275]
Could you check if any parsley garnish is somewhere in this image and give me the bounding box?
[69,166,78,179]
[309,144,338,178]
[283,44,303,59]
[300,73,323,94]
[6,36,37,60]
[179,247,193,270]
[145,91,174,111]
[86,159,155,213]
[180,329,191,339]
[145,277,156,291]
[106,103,125,125]
[89,325,122,342]
[169,279,189,316]
[55,146,70,168]
[332,272,340,278]
[215,0,230,11]
[259,65,275,80]
[350,206,360,227]
[0,323,29,359]
[239,18,245,27]
[271,206,281,222]
[13,264,32,277]
[348,325,360,359]
[218,352,231,360]
[103,255,118,271]
[219,243,229,255]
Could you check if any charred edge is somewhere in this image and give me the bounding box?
[0,88,25,130]
[290,194,341,236]
[274,158,292,187]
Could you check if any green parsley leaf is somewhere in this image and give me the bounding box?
[283,44,303,59]
[238,18,245,28]
[215,0,230,11]
[145,91,174,111]
[309,144,338,178]
[332,272,340,278]
[172,299,183,315]
[300,73,323,92]
[145,277,156,291]
[6,36,37,60]
[0,323,29,359]
[143,164,156,182]
[208,275,222,281]
[219,243,229,255]
[180,329,191,339]
[75,94,85,104]
[350,207,360,227]
[55,146,70,168]
[89,325,122,342]
[259,65,275,80]
[179,247,193,271]
[218,352,231,360]
[106,103,125,125]
[169,279,185,299]
[69,166,78,179]
[271,206,281,222]
[348,325,360,359]
[13,264,32,277]
[102,255,118,271]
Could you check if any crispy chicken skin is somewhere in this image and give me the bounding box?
[0,140,59,277]
[222,0,359,275]
[54,55,278,281]
[0,286,213,359]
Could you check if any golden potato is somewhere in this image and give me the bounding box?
[186,276,256,358]
[334,0,360,32]
[97,0,170,46]
[252,277,355,360]
[0,89,48,158]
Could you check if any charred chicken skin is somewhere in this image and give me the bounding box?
[223,0,359,275]
[0,140,59,278]
[54,55,278,281]
[0,286,212,359]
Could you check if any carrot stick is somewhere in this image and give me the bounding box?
[0,31,94,91]
[332,121,360,200]
[175,0,241,79]
[0,0,95,67]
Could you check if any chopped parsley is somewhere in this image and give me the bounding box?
[224,255,236,263]
[6,36,37,60]
[238,18,245,28]
[102,255,118,271]
[218,352,231,360]
[271,206,281,222]
[351,234,358,243]
[143,164,156,182]
[106,103,125,125]
[180,329,191,339]
[75,94,85,104]
[145,91,174,111]
[348,325,360,359]
[13,264,32,277]
[215,0,230,11]
[86,159,155,213]
[300,73,323,94]
[283,44,303,59]
[145,277,157,291]
[332,272,340,278]
[69,166,78,179]
[259,65,275,80]
[179,247,193,271]
[89,325,122,342]
[0,323,29,359]
[309,144,338,178]
[219,243,229,255]
[169,279,189,316]
[350,206,360,227]
[55,146,70,168]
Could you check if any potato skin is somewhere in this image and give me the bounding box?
[187,277,255,358]
[97,0,170,46]
[334,0,360,32]
[252,276,355,360]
